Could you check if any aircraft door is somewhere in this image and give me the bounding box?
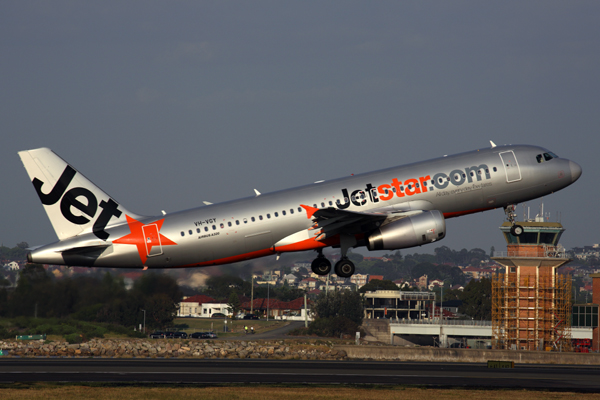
[499,151,522,183]
[142,224,163,257]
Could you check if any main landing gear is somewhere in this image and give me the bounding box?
[310,234,356,278]
[505,205,524,237]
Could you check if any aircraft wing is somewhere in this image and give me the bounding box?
[301,204,411,240]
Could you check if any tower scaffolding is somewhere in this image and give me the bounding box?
[492,267,572,351]
[492,218,572,351]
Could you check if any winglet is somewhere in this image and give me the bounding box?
[490,140,497,148]
[300,204,318,219]
[254,189,261,196]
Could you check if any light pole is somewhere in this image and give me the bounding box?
[251,275,254,315]
[267,276,270,322]
[141,309,146,334]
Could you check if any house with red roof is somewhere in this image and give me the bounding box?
[177,294,217,317]
[240,297,310,320]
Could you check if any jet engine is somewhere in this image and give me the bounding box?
[366,210,446,251]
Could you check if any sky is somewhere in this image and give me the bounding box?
[1,1,599,258]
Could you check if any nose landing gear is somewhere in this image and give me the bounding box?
[505,205,524,237]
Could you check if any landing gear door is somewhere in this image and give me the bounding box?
[499,151,522,183]
[142,224,163,257]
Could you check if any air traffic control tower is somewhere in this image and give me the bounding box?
[491,216,572,351]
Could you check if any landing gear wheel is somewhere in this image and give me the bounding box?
[334,258,355,278]
[311,257,331,275]
[510,224,524,236]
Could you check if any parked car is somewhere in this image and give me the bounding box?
[211,313,227,319]
[163,331,175,339]
[149,331,165,339]
[172,331,188,339]
[190,332,218,339]
[243,314,259,320]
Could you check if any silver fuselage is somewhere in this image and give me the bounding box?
[28,144,581,268]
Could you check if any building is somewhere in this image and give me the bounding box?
[241,297,309,319]
[492,220,572,351]
[177,295,217,317]
[363,290,435,320]
[416,274,428,290]
[350,274,369,288]
[587,273,600,351]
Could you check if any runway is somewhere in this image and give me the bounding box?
[0,358,599,392]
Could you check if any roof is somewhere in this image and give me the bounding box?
[181,295,216,304]
[241,297,308,311]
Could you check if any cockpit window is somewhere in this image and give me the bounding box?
[536,152,559,163]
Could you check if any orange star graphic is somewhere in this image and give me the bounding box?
[113,215,177,264]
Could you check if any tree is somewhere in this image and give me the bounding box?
[358,279,399,293]
[227,291,242,319]
[459,278,492,320]
[205,274,248,300]
[146,293,178,330]
[312,290,363,326]
[309,290,364,337]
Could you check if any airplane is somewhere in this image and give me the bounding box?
[18,143,581,278]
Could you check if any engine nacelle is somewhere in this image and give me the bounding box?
[366,210,446,251]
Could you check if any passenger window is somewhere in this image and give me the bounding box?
[329,201,333,206]
[274,212,278,217]
[189,230,192,235]
[267,214,271,219]
[220,224,224,229]
[259,215,263,220]
[212,225,216,230]
[321,202,325,207]
[228,222,232,227]
[313,204,317,208]
[290,209,294,214]
[244,218,248,224]
[180,231,185,237]
[493,167,497,172]
[282,210,286,216]
[236,220,240,225]
[298,207,301,212]
[251,217,255,222]
[197,228,200,233]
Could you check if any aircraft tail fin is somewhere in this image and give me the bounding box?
[18,148,144,241]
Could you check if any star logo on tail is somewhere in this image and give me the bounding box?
[113,215,177,264]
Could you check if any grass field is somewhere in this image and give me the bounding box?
[0,384,598,400]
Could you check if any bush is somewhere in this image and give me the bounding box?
[0,325,11,340]
[64,333,85,344]
[307,316,361,338]
[71,304,104,322]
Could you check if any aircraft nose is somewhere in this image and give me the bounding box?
[569,160,582,183]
